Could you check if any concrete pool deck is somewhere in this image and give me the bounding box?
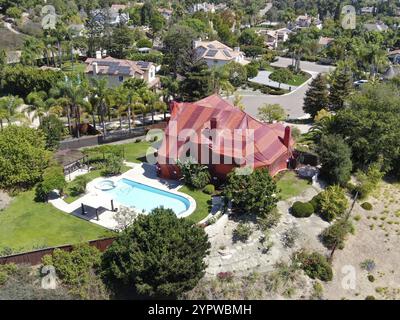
[49,162,196,230]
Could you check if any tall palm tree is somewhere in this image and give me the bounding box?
[26,91,48,125]
[0,95,24,129]
[90,78,109,137]
[21,38,45,66]
[58,79,88,138]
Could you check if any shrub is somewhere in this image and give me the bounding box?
[360,259,376,272]
[42,244,107,299]
[354,161,385,199]
[178,160,211,190]
[367,274,375,282]
[295,251,333,281]
[203,184,215,195]
[309,193,322,211]
[281,226,299,248]
[361,202,373,211]
[233,223,253,243]
[35,166,66,202]
[320,219,354,250]
[311,281,324,300]
[291,201,314,218]
[295,251,333,282]
[318,185,348,222]
[102,154,123,176]
[365,295,376,300]
[257,207,281,230]
[224,168,279,216]
[0,271,7,285]
[217,272,234,282]
[70,175,89,196]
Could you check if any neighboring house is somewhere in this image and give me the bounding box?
[68,24,85,37]
[157,94,294,180]
[258,28,292,49]
[190,2,226,13]
[387,49,400,64]
[193,40,249,67]
[84,56,160,88]
[158,8,173,20]
[361,6,376,15]
[291,14,322,30]
[364,21,389,32]
[91,5,129,26]
[318,36,334,47]
[383,65,400,80]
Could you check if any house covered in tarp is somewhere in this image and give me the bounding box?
[157,94,294,180]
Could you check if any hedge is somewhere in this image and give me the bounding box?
[291,201,314,218]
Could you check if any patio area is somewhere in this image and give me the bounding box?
[49,162,196,230]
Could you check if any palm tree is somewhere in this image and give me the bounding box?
[90,78,109,137]
[58,79,88,138]
[0,95,24,129]
[26,91,48,125]
[21,38,45,66]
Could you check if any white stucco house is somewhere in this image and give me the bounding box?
[193,40,249,68]
[258,28,292,49]
[84,55,160,88]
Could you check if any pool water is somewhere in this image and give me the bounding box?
[104,178,190,216]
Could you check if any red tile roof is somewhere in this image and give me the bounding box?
[158,95,293,169]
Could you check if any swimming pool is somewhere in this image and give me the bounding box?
[103,178,191,216]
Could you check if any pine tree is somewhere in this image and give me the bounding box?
[303,74,329,118]
[329,70,352,112]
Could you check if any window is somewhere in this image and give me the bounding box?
[119,76,124,82]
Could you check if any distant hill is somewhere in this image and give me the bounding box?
[0,25,27,51]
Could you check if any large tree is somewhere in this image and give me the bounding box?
[316,134,352,186]
[327,83,400,174]
[224,168,279,216]
[163,24,198,76]
[101,208,210,298]
[328,68,352,112]
[303,74,329,118]
[0,126,51,190]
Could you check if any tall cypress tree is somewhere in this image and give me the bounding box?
[329,70,352,112]
[303,74,329,118]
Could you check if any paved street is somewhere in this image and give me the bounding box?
[235,57,335,119]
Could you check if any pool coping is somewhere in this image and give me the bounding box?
[88,175,197,219]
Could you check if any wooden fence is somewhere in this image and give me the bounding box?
[0,237,116,266]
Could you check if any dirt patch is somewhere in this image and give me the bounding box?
[323,181,400,300]
[0,191,11,211]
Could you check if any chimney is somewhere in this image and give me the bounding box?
[283,126,291,148]
[92,62,98,75]
[95,50,102,59]
[170,101,179,118]
[210,117,217,130]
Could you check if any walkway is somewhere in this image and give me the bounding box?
[249,70,299,91]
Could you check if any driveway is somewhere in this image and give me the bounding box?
[236,57,335,119]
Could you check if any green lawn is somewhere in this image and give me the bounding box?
[0,191,114,253]
[180,186,212,224]
[286,72,312,86]
[276,171,311,200]
[61,61,86,73]
[122,141,153,163]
